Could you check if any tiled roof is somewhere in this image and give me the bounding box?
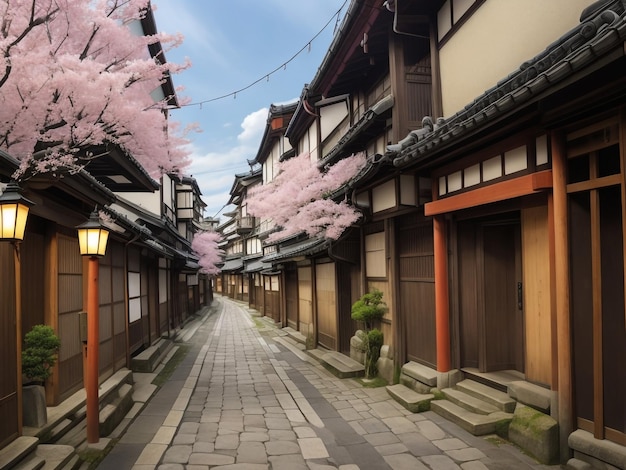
[390,3,626,168]
[318,94,394,169]
[261,237,329,263]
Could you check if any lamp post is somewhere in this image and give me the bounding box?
[76,209,109,444]
[0,181,34,432]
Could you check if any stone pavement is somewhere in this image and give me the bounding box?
[97,296,560,470]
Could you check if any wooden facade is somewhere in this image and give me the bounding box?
[211,1,626,464]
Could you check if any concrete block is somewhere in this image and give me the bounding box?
[22,385,48,428]
[349,330,366,364]
[509,404,559,465]
[376,345,394,384]
[508,380,552,414]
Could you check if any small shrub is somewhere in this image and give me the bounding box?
[22,325,61,384]
[364,328,384,379]
[351,289,386,330]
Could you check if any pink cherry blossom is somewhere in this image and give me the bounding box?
[247,152,366,242]
[0,0,193,180]
[191,230,223,275]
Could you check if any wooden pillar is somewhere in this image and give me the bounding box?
[434,215,450,372]
[86,256,100,443]
[14,243,23,433]
[551,130,573,463]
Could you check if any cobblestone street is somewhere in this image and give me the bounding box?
[98,296,559,470]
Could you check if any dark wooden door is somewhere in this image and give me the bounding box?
[482,223,524,372]
[398,218,436,367]
[458,217,524,373]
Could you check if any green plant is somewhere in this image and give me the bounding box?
[351,290,387,380]
[350,289,387,330]
[22,325,61,384]
[364,328,384,379]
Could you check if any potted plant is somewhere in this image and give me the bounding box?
[351,289,387,379]
[22,324,60,427]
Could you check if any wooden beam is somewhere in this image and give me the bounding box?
[551,131,574,464]
[425,170,553,216]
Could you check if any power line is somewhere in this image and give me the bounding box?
[181,0,349,109]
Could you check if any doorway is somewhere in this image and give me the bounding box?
[458,215,524,373]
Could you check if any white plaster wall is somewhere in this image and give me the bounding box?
[114,191,161,215]
[439,0,595,116]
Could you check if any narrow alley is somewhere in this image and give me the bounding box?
[98,296,558,470]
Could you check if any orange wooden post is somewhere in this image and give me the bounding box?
[86,256,100,443]
[434,215,451,372]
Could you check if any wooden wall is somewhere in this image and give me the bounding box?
[297,266,313,337]
[316,262,337,350]
[521,205,552,386]
[57,234,84,401]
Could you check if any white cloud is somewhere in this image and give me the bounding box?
[183,107,269,220]
[238,108,268,143]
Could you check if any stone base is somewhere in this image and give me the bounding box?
[509,404,559,464]
[349,330,366,364]
[22,384,47,428]
[376,344,394,384]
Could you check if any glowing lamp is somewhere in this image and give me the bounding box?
[0,181,33,241]
[76,209,109,257]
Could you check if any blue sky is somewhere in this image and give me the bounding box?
[153,1,348,220]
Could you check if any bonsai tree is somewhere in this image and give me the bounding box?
[22,325,61,385]
[351,289,387,379]
[351,289,386,330]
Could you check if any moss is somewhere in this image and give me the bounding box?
[357,376,388,388]
[416,400,431,412]
[152,345,190,387]
[393,363,402,384]
[495,418,511,438]
[430,389,445,400]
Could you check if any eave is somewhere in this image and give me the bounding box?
[390,3,626,171]
[81,143,160,192]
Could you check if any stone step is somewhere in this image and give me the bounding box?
[456,380,516,413]
[386,384,434,413]
[0,437,39,470]
[430,400,512,436]
[35,445,75,470]
[99,382,134,437]
[508,380,552,414]
[442,388,500,415]
[282,327,307,346]
[308,350,364,379]
[401,361,438,387]
[130,338,173,373]
[12,454,44,470]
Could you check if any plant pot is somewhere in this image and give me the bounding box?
[22,384,47,427]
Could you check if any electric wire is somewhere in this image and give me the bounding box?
[181,0,349,108]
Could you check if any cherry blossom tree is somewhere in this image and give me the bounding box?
[0,0,193,180]
[247,152,367,242]
[191,230,223,275]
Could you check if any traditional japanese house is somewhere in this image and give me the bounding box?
[384,0,626,465]
[273,0,435,362]
[245,102,298,325]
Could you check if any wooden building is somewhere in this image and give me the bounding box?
[384,0,626,465]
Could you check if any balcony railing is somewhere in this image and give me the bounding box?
[236,216,255,234]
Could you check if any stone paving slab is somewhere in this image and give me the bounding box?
[96,296,559,470]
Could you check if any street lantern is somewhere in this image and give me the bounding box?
[76,209,109,257]
[0,180,34,241]
[76,208,109,444]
